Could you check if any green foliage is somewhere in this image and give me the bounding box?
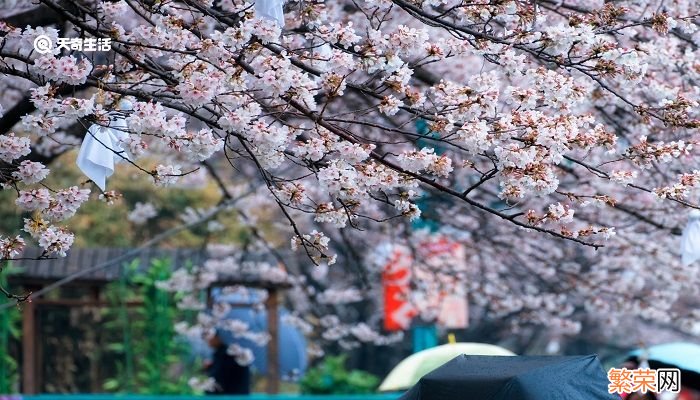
[102,258,194,394]
[0,264,21,393]
[102,260,138,393]
[300,355,380,395]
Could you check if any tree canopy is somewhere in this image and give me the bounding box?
[1,0,700,354]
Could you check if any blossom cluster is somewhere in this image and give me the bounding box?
[127,202,158,224]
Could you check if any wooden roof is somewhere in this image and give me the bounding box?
[10,247,207,283]
[8,247,293,289]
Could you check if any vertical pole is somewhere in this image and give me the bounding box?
[22,298,36,394]
[206,286,213,309]
[90,286,101,393]
[35,303,43,392]
[265,288,280,394]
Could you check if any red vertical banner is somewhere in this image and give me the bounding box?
[382,245,417,331]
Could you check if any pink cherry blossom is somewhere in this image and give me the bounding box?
[153,164,182,187]
[0,236,25,259]
[12,160,49,184]
[127,202,158,224]
[0,133,31,162]
[16,188,51,211]
[3,0,700,353]
[37,225,74,257]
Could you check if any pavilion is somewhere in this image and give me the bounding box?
[8,247,290,394]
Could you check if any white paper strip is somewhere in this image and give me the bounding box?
[680,209,700,266]
[76,100,132,191]
[255,0,285,26]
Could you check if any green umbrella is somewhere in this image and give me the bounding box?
[379,342,516,392]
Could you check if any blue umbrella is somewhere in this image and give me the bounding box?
[629,342,700,389]
[214,288,308,380]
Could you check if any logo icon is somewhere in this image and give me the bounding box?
[609,368,682,394]
[33,35,53,54]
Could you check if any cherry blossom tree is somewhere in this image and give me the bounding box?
[2,0,700,358]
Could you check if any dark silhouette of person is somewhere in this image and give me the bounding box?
[627,392,657,400]
[205,330,251,395]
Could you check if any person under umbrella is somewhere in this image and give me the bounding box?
[627,342,700,400]
[204,329,251,395]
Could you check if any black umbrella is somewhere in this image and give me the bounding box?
[400,354,621,400]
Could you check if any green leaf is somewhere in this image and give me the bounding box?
[106,343,125,352]
[103,379,121,390]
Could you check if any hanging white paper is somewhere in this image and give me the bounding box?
[313,42,333,70]
[680,209,700,266]
[76,99,132,191]
[255,0,285,26]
